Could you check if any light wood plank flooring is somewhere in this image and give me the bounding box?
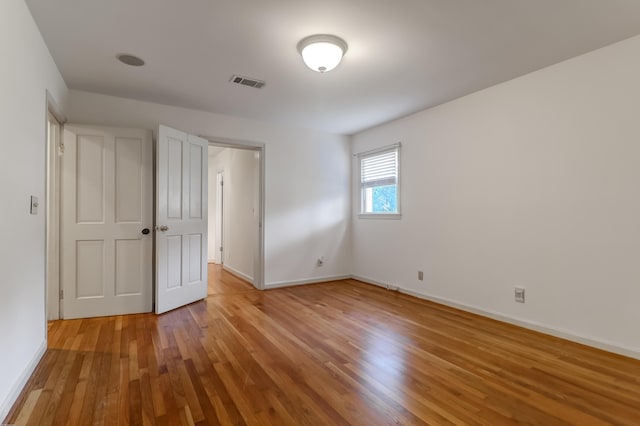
[6,264,640,425]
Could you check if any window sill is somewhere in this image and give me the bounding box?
[358,213,402,220]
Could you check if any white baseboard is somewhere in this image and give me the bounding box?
[0,339,47,423]
[351,275,640,361]
[350,274,391,289]
[266,275,351,289]
[222,264,253,284]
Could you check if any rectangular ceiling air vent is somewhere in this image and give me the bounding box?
[230,75,265,89]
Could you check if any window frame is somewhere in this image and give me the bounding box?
[357,143,401,219]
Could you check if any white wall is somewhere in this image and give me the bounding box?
[352,35,640,359]
[66,89,352,287]
[0,0,68,419]
[208,148,259,281]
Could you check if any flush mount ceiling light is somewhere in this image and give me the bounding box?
[297,34,348,73]
[116,53,145,67]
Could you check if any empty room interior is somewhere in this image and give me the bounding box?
[3,0,640,424]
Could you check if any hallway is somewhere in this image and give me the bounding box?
[207,264,253,297]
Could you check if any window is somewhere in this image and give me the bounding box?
[358,144,400,217]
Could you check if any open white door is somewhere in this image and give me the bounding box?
[61,126,153,319]
[156,125,208,314]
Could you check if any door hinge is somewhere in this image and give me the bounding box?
[59,289,64,300]
[58,142,65,155]
[220,246,223,252]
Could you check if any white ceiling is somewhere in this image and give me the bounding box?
[26,0,640,135]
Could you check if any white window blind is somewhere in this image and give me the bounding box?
[360,150,397,189]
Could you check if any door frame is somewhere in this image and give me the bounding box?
[204,137,265,290]
[45,92,66,321]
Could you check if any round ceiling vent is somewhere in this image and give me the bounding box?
[116,53,145,67]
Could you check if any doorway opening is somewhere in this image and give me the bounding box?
[206,140,264,290]
[46,124,265,320]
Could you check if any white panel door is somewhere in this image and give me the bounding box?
[61,126,153,319]
[156,125,208,314]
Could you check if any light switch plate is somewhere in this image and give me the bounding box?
[30,195,39,215]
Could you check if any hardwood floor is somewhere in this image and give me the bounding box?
[6,265,640,425]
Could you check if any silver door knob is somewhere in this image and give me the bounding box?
[157,225,169,232]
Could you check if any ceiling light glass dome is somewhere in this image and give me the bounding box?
[297,35,348,73]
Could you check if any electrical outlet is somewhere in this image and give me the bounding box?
[514,287,525,303]
[317,256,324,267]
[418,270,424,281]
